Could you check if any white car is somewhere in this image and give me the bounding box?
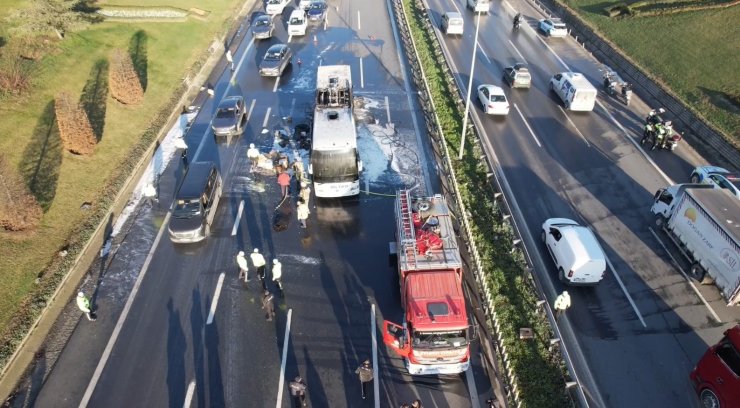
[265,0,290,15]
[690,166,740,199]
[477,85,509,115]
[539,18,567,37]
[541,218,606,285]
[288,10,308,36]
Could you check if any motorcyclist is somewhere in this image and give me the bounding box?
[513,13,522,29]
[652,123,666,150]
[621,82,631,97]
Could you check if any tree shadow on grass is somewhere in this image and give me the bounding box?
[129,30,148,91]
[80,58,109,141]
[19,100,62,212]
[698,86,740,116]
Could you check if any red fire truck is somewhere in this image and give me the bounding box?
[383,190,472,375]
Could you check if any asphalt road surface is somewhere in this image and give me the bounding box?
[17,0,496,407]
[422,0,740,406]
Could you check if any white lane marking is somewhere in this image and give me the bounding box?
[262,107,272,129]
[371,304,379,408]
[275,309,293,408]
[588,226,646,327]
[231,200,244,236]
[79,213,172,408]
[536,35,570,71]
[648,227,722,323]
[464,364,480,408]
[385,96,391,123]
[382,0,432,194]
[360,57,364,88]
[206,273,226,325]
[357,10,361,30]
[477,43,491,64]
[289,98,296,118]
[513,104,542,147]
[272,76,280,93]
[229,38,255,84]
[557,106,589,147]
[247,98,257,123]
[288,34,293,43]
[508,40,527,63]
[183,380,196,408]
[595,99,674,185]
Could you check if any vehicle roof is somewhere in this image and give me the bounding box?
[558,225,606,265]
[289,9,306,17]
[312,108,356,150]
[481,85,505,95]
[218,96,241,108]
[316,65,352,88]
[267,43,287,52]
[687,187,740,244]
[406,271,467,330]
[255,14,271,21]
[560,72,596,90]
[177,162,215,199]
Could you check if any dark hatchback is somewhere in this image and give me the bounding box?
[252,14,274,39]
[212,95,246,139]
[258,44,292,77]
[307,0,327,22]
[168,162,222,243]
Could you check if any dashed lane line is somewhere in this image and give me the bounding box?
[206,273,225,325]
[275,309,293,408]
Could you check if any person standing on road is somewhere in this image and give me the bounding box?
[278,170,291,198]
[289,376,307,407]
[236,250,249,283]
[261,290,275,321]
[76,292,96,321]
[411,399,423,408]
[272,258,283,293]
[355,359,374,400]
[250,248,266,288]
[297,198,310,229]
[225,49,234,71]
[292,155,306,183]
[554,290,571,320]
[247,143,260,172]
[299,181,311,208]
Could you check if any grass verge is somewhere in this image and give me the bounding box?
[0,0,240,370]
[399,0,570,406]
[566,0,740,141]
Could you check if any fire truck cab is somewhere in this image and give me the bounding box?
[384,190,473,375]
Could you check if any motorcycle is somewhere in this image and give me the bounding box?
[640,112,681,152]
[513,19,521,30]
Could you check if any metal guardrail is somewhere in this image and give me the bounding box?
[391,0,588,406]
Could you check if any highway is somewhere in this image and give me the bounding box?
[14,0,495,407]
[422,0,740,406]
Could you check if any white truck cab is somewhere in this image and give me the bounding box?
[549,72,597,111]
[288,10,307,36]
[541,218,606,285]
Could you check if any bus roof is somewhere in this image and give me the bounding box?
[312,107,357,150]
[316,65,352,89]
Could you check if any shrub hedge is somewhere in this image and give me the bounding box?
[398,0,572,406]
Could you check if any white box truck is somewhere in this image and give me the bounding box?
[651,183,740,305]
[549,72,597,111]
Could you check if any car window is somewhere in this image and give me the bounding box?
[266,51,281,60]
[716,339,740,377]
[481,88,489,98]
[553,73,562,81]
[290,17,302,24]
[550,228,562,241]
[450,19,462,25]
[256,19,269,26]
[216,107,235,118]
[491,95,506,102]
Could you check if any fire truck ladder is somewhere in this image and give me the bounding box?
[398,190,418,270]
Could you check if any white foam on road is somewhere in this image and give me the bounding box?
[109,111,196,240]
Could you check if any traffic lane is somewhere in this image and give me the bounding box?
[474,114,715,408]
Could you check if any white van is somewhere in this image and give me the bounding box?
[549,72,597,111]
[442,12,464,35]
[541,218,606,285]
[288,10,308,36]
[466,0,489,13]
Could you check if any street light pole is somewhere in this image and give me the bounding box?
[459,10,482,160]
